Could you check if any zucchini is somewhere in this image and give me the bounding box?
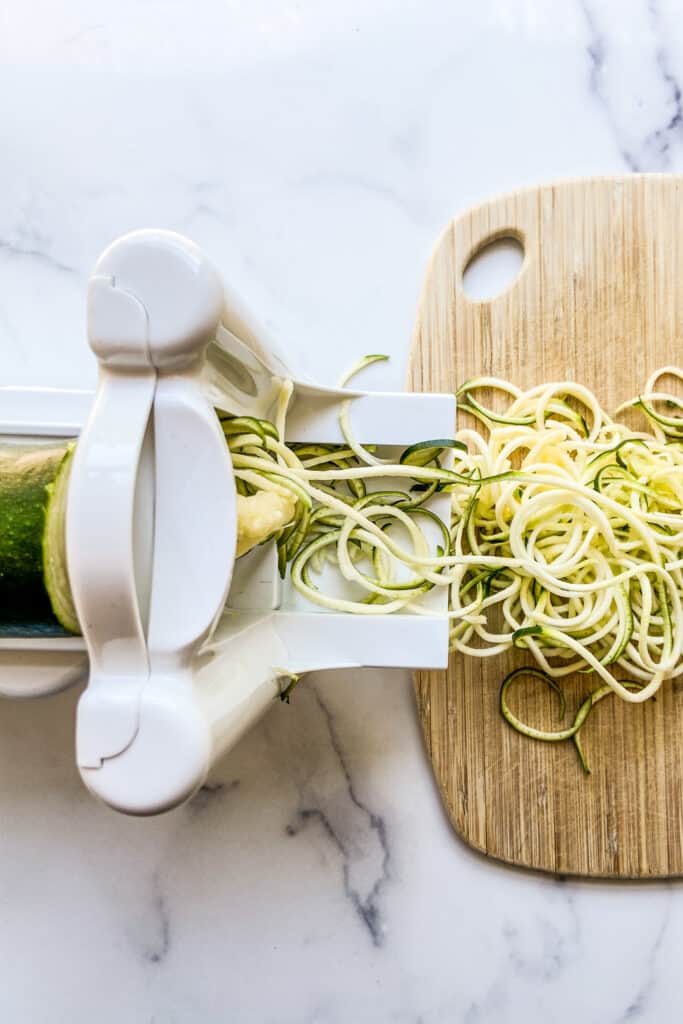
[0,442,78,635]
[43,446,79,633]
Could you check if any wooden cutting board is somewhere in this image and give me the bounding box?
[408,175,683,877]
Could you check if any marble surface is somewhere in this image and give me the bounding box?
[1,1,682,1021]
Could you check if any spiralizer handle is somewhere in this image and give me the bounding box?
[70,230,236,814]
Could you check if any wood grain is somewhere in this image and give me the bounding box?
[408,175,683,877]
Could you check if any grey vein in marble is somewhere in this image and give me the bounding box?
[615,901,670,1022]
[145,870,171,966]
[0,236,77,276]
[285,685,391,948]
[188,778,240,815]
[462,979,508,1024]
[581,0,683,171]
[290,169,434,224]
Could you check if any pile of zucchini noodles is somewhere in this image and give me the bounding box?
[221,361,683,772]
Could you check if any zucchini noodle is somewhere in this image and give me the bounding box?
[220,363,683,772]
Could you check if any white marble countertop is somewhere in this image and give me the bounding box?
[1,1,682,1021]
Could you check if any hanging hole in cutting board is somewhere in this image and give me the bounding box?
[461,234,524,302]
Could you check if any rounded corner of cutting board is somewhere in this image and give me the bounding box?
[408,175,683,879]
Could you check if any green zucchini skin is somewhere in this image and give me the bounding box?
[0,443,72,634]
[43,447,79,633]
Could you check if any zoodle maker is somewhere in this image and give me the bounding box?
[0,230,454,816]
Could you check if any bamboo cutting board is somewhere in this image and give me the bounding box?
[408,175,683,877]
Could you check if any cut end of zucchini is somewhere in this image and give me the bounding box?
[235,490,297,558]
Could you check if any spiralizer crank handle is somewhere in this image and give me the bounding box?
[68,230,238,814]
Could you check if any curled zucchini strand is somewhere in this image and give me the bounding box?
[221,361,683,770]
